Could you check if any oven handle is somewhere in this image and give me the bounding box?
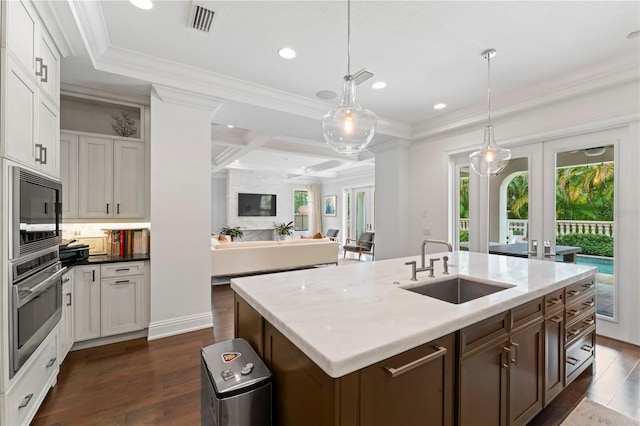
[17,267,67,306]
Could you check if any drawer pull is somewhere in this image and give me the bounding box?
[66,292,72,306]
[550,316,563,323]
[581,344,594,353]
[46,357,57,368]
[115,280,130,284]
[582,319,595,326]
[18,393,33,409]
[384,345,447,378]
[569,328,581,336]
[582,283,595,289]
[566,356,579,366]
[62,277,70,283]
[115,268,130,272]
[568,309,580,316]
[568,290,580,296]
[583,301,595,308]
[547,298,562,305]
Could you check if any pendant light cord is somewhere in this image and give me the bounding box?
[347,0,351,77]
[487,53,491,126]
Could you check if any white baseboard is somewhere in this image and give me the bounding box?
[71,329,148,351]
[147,312,213,341]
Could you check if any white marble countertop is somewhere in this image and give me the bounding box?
[231,251,596,378]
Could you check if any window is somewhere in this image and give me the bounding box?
[294,190,308,231]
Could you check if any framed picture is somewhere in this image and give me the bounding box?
[323,195,337,216]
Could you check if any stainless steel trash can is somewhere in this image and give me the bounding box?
[201,338,272,426]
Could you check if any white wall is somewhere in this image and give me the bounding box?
[148,86,217,339]
[408,80,640,344]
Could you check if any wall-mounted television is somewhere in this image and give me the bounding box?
[238,193,277,216]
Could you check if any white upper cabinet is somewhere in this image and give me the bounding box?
[1,0,61,178]
[5,0,38,78]
[78,135,145,219]
[59,133,79,219]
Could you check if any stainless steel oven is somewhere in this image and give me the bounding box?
[10,166,62,260]
[9,247,66,378]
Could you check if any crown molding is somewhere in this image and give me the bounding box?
[61,82,151,106]
[67,0,110,62]
[368,139,413,154]
[413,53,640,141]
[152,84,224,112]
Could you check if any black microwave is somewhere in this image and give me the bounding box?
[11,166,62,259]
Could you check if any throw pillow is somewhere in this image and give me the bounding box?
[313,232,323,239]
[218,235,229,243]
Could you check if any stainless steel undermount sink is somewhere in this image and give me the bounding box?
[404,278,512,304]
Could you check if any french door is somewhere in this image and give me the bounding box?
[345,186,375,241]
[459,128,620,332]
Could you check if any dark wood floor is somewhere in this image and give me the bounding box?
[33,284,639,425]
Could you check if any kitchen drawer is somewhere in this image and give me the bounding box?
[101,261,144,278]
[566,331,595,383]
[565,314,596,347]
[565,295,596,327]
[459,311,508,356]
[544,289,565,314]
[565,279,595,306]
[511,297,543,331]
[6,329,59,426]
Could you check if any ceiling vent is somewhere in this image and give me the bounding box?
[189,2,216,33]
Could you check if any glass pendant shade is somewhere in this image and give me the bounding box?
[322,77,377,156]
[470,125,511,176]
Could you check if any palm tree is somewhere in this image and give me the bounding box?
[460,177,469,218]
[556,164,614,221]
[507,173,528,219]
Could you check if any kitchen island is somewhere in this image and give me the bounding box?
[231,251,597,425]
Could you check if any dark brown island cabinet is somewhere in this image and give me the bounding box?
[234,276,595,426]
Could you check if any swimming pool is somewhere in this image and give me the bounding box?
[576,255,614,275]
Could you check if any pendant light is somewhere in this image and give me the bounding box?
[322,0,377,156]
[469,49,511,176]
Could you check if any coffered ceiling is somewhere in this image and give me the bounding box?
[42,1,640,179]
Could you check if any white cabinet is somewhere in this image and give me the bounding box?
[59,269,74,364]
[78,136,145,219]
[101,275,144,337]
[73,261,148,342]
[2,328,58,426]
[73,265,101,342]
[1,0,61,177]
[59,133,79,218]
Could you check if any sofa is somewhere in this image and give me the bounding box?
[211,237,339,282]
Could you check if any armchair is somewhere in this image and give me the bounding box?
[325,229,340,241]
[343,232,375,260]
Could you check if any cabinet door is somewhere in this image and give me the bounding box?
[5,0,39,78]
[60,133,79,218]
[459,341,509,426]
[101,275,144,336]
[113,140,145,218]
[544,314,565,406]
[59,271,74,363]
[37,30,60,103]
[4,54,37,166]
[263,322,336,426]
[359,333,454,426]
[78,136,113,218]
[73,266,101,341]
[37,95,59,177]
[509,321,544,426]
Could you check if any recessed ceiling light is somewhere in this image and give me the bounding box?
[278,47,296,59]
[227,125,234,129]
[129,0,153,10]
[316,90,337,100]
[433,103,447,110]
[627,30,640,39]
[372,81,386,89]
